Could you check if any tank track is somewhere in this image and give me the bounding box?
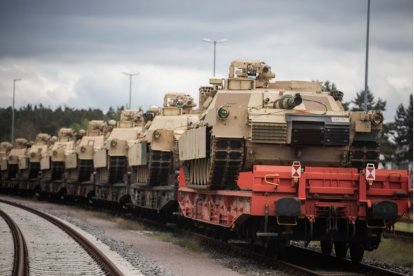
[184,137,244,190]
[349,141,379,169]
[108,156,126,184]
[78,159,93,182]
[137,149,171,186]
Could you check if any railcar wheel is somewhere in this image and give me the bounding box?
[350,243,364,263]
[334,242,348,259]
[320,240,332,256]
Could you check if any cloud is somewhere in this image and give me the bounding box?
[0,59,210,112]
[0,0,411,122]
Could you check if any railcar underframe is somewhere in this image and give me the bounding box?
[177,164,411,257]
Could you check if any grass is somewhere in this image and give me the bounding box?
[393,222,413,233]
[77,208,146,231]
[144,231,202,252]
[79,208,202,251]
[365,238,413,267]
[113,217,146,231]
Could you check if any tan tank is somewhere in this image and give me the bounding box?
[67,121,109,181]
[0,142,13,184]
[41,128,76,189]
[94,109,143,201]
[5,138,29,183]
[179,60,383,189]
[66,120,111,197]
[24,133,50,181]
[128,93,198,187]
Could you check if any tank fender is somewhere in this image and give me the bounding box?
[212,124,243,138]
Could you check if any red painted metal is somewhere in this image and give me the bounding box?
[177,165,412,228]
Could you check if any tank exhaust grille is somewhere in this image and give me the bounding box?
[325,124,350,146]
[250,122,287,144]
[292,122,325,145]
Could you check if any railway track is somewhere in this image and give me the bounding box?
[281,245,405,276]
[0,198,124,276]
[0,207,29,276]
[184,228,406,276]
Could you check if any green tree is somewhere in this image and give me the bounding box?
[392,94,413,163]
[380,122,397,163]
[351,90,386,111]
[0,105,106,142]
[321,80,350,111]
[322,80,337,92]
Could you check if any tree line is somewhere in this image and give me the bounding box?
[0,104,125,142]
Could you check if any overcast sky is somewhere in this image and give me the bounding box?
[0,0,412,121]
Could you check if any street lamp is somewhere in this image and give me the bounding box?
[363,0,371,111]
[11,78,22,143]
[122,72,139,109]
[202,38,228,76]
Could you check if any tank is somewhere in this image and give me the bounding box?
[128,93,198,187]
[0,142,13,186]
[5,138,29,182]
[40,128,76,193]
[25,133,50,181]
[179,60,383,189]
[67,121,109,183]
[94,110,143,189]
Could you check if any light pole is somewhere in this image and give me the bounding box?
[202,38,228,76]
[11,78,22,143]
[363,0,371,111]
[122,72,139,109]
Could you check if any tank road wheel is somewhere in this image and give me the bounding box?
[350,243,364,263]
[320,240,332,256]
[334,242,348,259]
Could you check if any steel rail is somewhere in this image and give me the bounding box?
[283,245,406,276]
[0,207,29,276]
[0,199,124,276]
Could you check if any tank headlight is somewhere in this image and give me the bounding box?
[110,139,117,148]
[30,152,36,158]
[217,107,230,119]
[371,112,384,126]
[52,150,58,157]
[153,130,161,139]
[80,146,86,153]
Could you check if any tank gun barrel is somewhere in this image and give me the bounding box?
[276,93,302,109]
